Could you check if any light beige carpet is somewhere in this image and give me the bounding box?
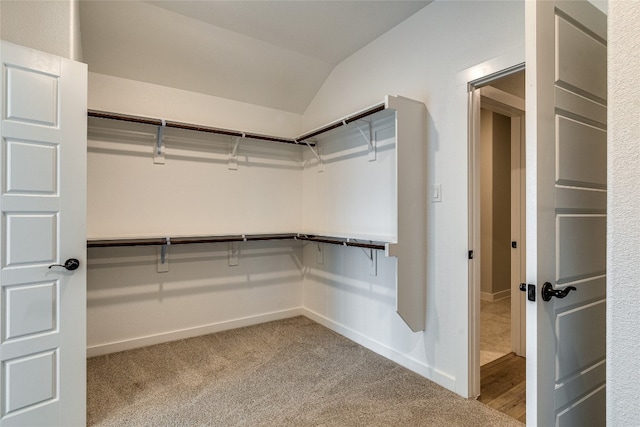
[87,316,523,426]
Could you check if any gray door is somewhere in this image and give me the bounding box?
[525,1,607,425]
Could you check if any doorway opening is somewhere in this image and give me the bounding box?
[468,66,526,422]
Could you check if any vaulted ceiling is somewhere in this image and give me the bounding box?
[80,1,431,114]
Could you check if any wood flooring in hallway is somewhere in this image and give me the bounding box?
[479,352,526,423]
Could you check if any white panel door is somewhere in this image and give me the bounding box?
[0,41,87,426]
[525,2,606,426]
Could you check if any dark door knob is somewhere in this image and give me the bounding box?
[48,258,80,271]
[541,282,576,301]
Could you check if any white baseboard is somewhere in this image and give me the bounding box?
[301,308,456,392]
[86,307,305,358]
[86,306,457,396]
[480,289,511,301]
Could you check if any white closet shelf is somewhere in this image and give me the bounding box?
[88,110,304,146]
[87,233,388,250]
[88,102,385,148]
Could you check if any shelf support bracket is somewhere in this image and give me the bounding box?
[316,242,324,264]
[228,242,239,266]
[154,119,166,165]
[368,249,378,276]
[302,141,323,172]
[353,240,377,276]
[157,237,170,273]
[355,120,375,162]
[228,134,244,170]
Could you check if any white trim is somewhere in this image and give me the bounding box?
[466,61,525,399]
[303,309,456,391]
[480,289,512,301]
[86,308,305,357]
[480,86,526,113]
[86,306,456,391]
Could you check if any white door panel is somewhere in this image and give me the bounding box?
[4,213,58,267]
[5,66,58,127]
[526,1,607,425]
[5,141,58,194]
[4,281,57,341]
[0,41,87,427]
[4,349,58,414]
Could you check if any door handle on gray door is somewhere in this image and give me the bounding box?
[541,282,576,301]
[48,258,80,271]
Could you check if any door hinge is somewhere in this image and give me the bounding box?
[512,241,517,249]
[468,250,474,260]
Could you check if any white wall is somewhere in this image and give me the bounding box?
[301,111,397,241]
[89,73,304,138]
[86,73,308,354]
[87,118,303,239]
[302,0,524,396]
[87,241,303,356]
[607,1,640,425]
[0,0,82,60]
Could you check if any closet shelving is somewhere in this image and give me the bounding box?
[87,95,427,332]
[88,103,387,146]
[88,110,302,146]
[87,233,387,250]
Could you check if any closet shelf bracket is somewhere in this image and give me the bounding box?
[154,119,166,165]
[303,141,323,172]
[160,237,170,263]
[354,120,376,162]
[351,239,377,276]
[229,242,240,266]
[316,242,324,264]
[158,237,170,273]
[228,134,244,170]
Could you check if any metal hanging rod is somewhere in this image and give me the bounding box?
[87,233,387,250]
[87,233,296,248]
[88,110,305,146]
[296,103,386,142]
[295,234,386,250]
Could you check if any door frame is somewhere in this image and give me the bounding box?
[467,63,525,398]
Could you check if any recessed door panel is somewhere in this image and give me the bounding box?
[556,116,606,188]
[2,349,57,416]
[5,140,58,195]
[555,15,606,101]
[4,213,57,267]
[555,300,606,382]
[4,66,58,127]
[556,215,606,283]
[3,282,57,342]
[556,385,606,427]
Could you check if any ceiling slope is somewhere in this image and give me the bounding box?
[80,1,430,114]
